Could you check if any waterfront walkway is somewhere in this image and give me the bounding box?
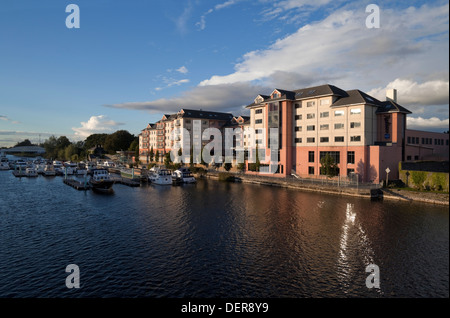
[202,170,449,206]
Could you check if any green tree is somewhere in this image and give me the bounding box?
[83,133,108,150]
[164,152,172,167]
[104,130,135,154]
[155,150,160,163]
[15,139,33,147]
[56,136,71,150]
[149,146,154,162]
[320,153,338,178]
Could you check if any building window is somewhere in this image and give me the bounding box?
[320,99,330,106]
[347,168,355,176]
[295,115,302,120]
[320,137,329,143]
[334,123,344,129]
[447,140,449,146]
[309,151,315,163]
[320,151,340,164]
[335,136,344,142]
[307,137,315,143]
[334,110,344,117]
[307,101,315,107]
[414,155,419,160]
[255,109,263,114]
[347,151,355,164]
[295,126,302,132]
[320,124,329,130]
[307,113,315,119]
[295,138,302,143]
[255,119,263,124]
[350,136,361,142]
[407,137,411,144]
[295,103,302,109]
[307,125,315,131]
[320,112,329,118]
[308,166,315,175]
[416,137,419,144]
[350,122,361,128]
[350,108,361,115]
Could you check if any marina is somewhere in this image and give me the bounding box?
[0,166,447,298]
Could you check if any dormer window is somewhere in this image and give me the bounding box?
[254,96,264,104]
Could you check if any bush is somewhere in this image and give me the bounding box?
[410,171,427,190]
[432,173,447,192]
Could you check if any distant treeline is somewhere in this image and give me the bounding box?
[12,130,138,161]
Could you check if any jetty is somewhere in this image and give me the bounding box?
[110,175,141,187]
[63,178,90,190]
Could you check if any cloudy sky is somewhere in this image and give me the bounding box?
[0,0,448,147]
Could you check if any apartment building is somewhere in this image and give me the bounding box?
[139,109,234,164]
[245,84,448,183]
[139,84,448,183]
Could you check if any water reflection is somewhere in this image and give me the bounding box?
[0,171,447,297]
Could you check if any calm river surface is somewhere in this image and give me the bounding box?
[0,167,448,298]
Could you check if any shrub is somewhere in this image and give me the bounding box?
[432,173,447,191]
[410,171,427,190]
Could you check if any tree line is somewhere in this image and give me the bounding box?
[12,130,138,162]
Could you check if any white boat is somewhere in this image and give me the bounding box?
[43,164,56,176]
[0,157,9,170]
[76,162,87,176]
[25,167,38,177]
[53,161,63,175]
[14,160,28,170]
[172,167,196,184]
[35,163,45,174]
[89,169,114,192]
[149,167,172,185]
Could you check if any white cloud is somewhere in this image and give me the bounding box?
[176,66,189,74]
[407,117,449,131]
[155,78,190,91]
[72,115,125,138]
[0,115,20,124]
[196,0,240,30]
[367,79,449,106]
[107,82,267,115]
[110,3,449,126]
[202,4,448,87]
[215,0,238,10]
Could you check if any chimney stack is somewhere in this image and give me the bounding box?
[386,88,397,103]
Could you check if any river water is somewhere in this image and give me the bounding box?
[0,167,448,298]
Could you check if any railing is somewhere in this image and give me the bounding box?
[206,168,382,190]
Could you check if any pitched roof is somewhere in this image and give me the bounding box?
[293,84,348,99]
[247,84,349,108]
[376,100,412,114]
[331,89,381,107]
[178,108,234,121]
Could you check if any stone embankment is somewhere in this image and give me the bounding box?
[199,171,449,206]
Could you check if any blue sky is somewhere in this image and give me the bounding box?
[0,0,448,147]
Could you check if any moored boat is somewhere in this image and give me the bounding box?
[172,167,196,184]
[149,167,172,185]
[89,169,114,192]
